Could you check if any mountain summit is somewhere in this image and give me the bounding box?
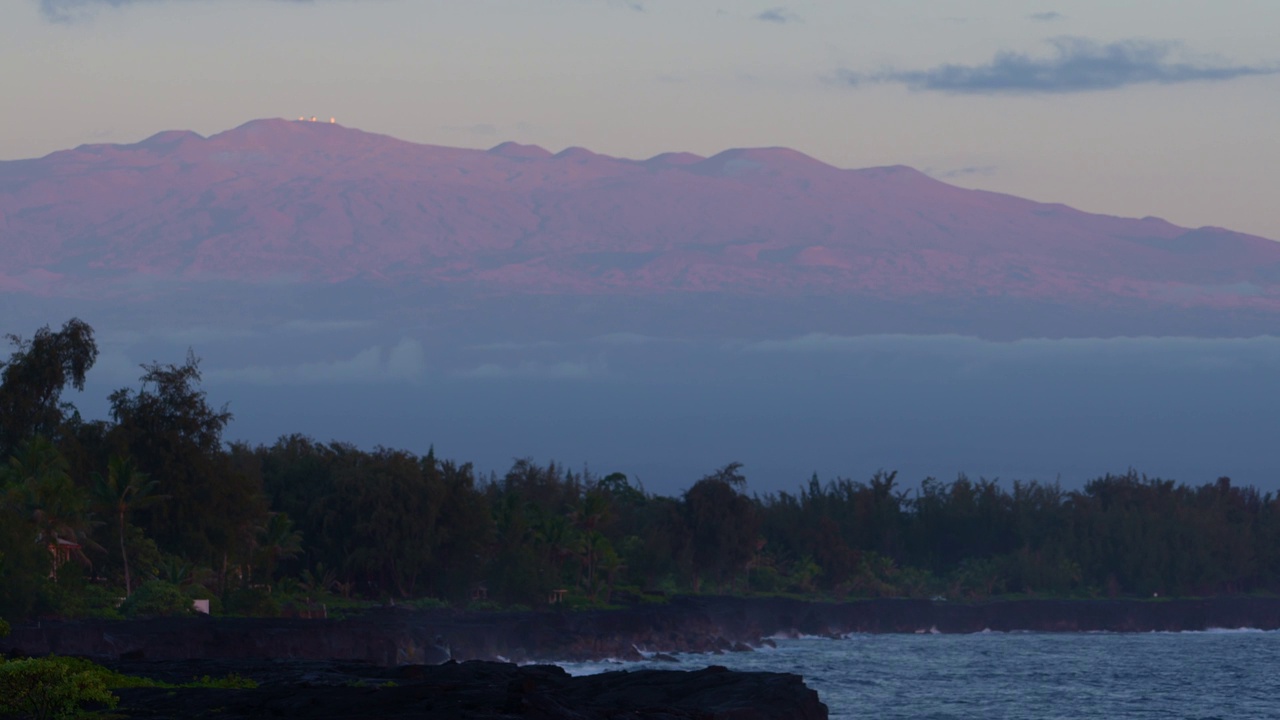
[3,118,1278,335]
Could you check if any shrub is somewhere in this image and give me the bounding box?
[0,657,117,720]
[408,597,450,610]
[40,582,126,620]
[184,585,222,616]
[41,655,161,690]
[119,580,193,618]
[223,586,279,617]
[465,599,504,612]
[186,673,257,689]
[0,616,9,638]
[748,566,784,593]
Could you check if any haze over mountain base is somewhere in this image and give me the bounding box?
[4,120,1278,493]
[29,295,1272,496]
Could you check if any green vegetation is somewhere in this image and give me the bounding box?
[3,318,1280,622]
[0,657,116,720]
[184,674,257,690]
[0,653,258,720]
[118,580,194,618]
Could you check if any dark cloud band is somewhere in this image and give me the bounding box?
[841,37,1277,94]
[39,0,333,23]
[756,7,800,25]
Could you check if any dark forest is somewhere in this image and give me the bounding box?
[3,319,1278,621]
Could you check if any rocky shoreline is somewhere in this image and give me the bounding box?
[98,658,827,719]
[6,596,1280,666]
[6,596,1280,719]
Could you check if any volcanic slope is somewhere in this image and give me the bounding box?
[3,118,1278,336]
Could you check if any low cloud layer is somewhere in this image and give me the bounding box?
[742,332,1280,373]
[841,37,1277,94]
[208,338,426,385]
[1028,11,1064,22]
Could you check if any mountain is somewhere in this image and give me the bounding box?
[3,118,1279,337]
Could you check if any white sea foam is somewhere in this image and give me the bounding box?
[765,631,836,640]
[1145,627,1277,635]
[554,658,642,676]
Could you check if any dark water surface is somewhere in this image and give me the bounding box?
[562,631,1280,719]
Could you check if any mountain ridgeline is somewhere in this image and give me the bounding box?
[3,119,1280,338]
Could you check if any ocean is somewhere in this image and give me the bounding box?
[560,630,1280,719]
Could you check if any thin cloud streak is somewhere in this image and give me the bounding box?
[840,37,1278,94]
[459,360,603,381]
[742,333,1280,373]
[929,165,999,180]
[38,0,352,23]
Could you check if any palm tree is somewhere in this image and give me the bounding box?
[6,437,102,579]
[596,543,626,602]
[258,512,304,590]
[299,562,338,598]
[93,455,165,596]
[535,515,575,588]
[155,554,213,590]
[571,491,612,595]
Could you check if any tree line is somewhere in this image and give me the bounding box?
[2,319,1280,620]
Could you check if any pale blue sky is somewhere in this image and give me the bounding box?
[4,0,1279,239]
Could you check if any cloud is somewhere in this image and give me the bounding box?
[848,37,1278,94]
[37,0,344,23]
[1028,11,1064,22]
[459,360,603,380]
[928,165,999,180]
[469,333,666,352]
[208,337,426,385]
[756,7,800,24]
[276,319,372,334]
[740,333,1280,373]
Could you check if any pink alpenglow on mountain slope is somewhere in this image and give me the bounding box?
[2,118,1278,314]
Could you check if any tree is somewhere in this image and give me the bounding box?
[534,514,575,590]
[5,437,99,577]
[0,477,48,618]
[427,458,492,602]
[108,352,265,568]
[0,319,98,456]
[571,490,613,597]
[683,463,759,592]
[92,456,164,596]
[322,448,442,598]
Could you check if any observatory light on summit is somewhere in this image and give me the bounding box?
[295,116,338,124]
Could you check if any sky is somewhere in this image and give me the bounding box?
[3,0,1279,241]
